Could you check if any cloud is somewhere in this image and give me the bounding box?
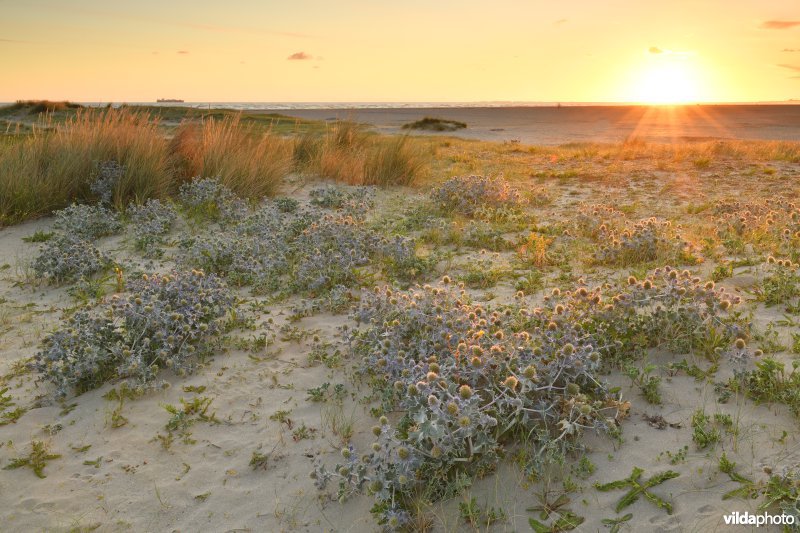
[554,19,567,25]
[649,46,663,54]
[177,50,189,54]
[778,63,800,72]
[0,38,26,43]
[761,20,800,29]
[784,48,800,52]
[287,51,312,60]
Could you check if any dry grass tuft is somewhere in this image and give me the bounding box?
[0,108,171,224]
[171,116,292,199]
[303,122,428,186]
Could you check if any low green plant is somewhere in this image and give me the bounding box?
[595,466,680,514]
[158,396,217,446]
[21,230,55,243]
[691,410,721,449]
[727,358,800,418]
[3,440,61,478]
[0,387,26,426]
[658,445,689,465]
[601,513,633,533]
[623,363,662,404]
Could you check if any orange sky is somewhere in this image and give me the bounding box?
[1,0,799,103]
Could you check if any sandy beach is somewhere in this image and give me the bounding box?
[275,104,800,145]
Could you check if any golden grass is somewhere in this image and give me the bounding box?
[171,116,292,199]
[304,122,428,186]
[0,109,431,225]
[0,108,172,224]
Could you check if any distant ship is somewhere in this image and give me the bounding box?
[156,98,184,103]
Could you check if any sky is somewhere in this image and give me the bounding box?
[1,0,799,103]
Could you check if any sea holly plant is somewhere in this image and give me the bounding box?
[178,177,248,224]
[180,188,432,296]
[32,234,112,284]
[34,270,235,397]
[592,217,693,267]
[430,174,525,218]
[595,467,680,515]
[313,280,630,529]
[312,264,747,529]
[127,199,177,257]
[53,203,123,239]
[32,202,122,284]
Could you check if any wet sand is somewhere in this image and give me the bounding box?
[276,104,800,145]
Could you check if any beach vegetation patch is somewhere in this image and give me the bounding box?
[402,117,467,132]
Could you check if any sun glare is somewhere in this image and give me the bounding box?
[630,58,701,105]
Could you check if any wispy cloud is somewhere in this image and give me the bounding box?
[177,50,189,55]
[784,48,800,52]
[647,46,693,57]
[778,63,800,72]
[0,38,27,43]
[761,20,800,29]
[554,19,567,25]
[287,51,312,60]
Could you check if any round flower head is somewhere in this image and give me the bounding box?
[503,375,519,390]
[459,384,473,399]
[735,338,746,350]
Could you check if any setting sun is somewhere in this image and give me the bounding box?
[630,57,702,104]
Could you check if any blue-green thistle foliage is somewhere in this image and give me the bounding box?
[430,175,524,217]
[34,270,234,397]
[32,203,123,283]
[127,199,177,257]
[180,184,428,295]
[313,266,747,529]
